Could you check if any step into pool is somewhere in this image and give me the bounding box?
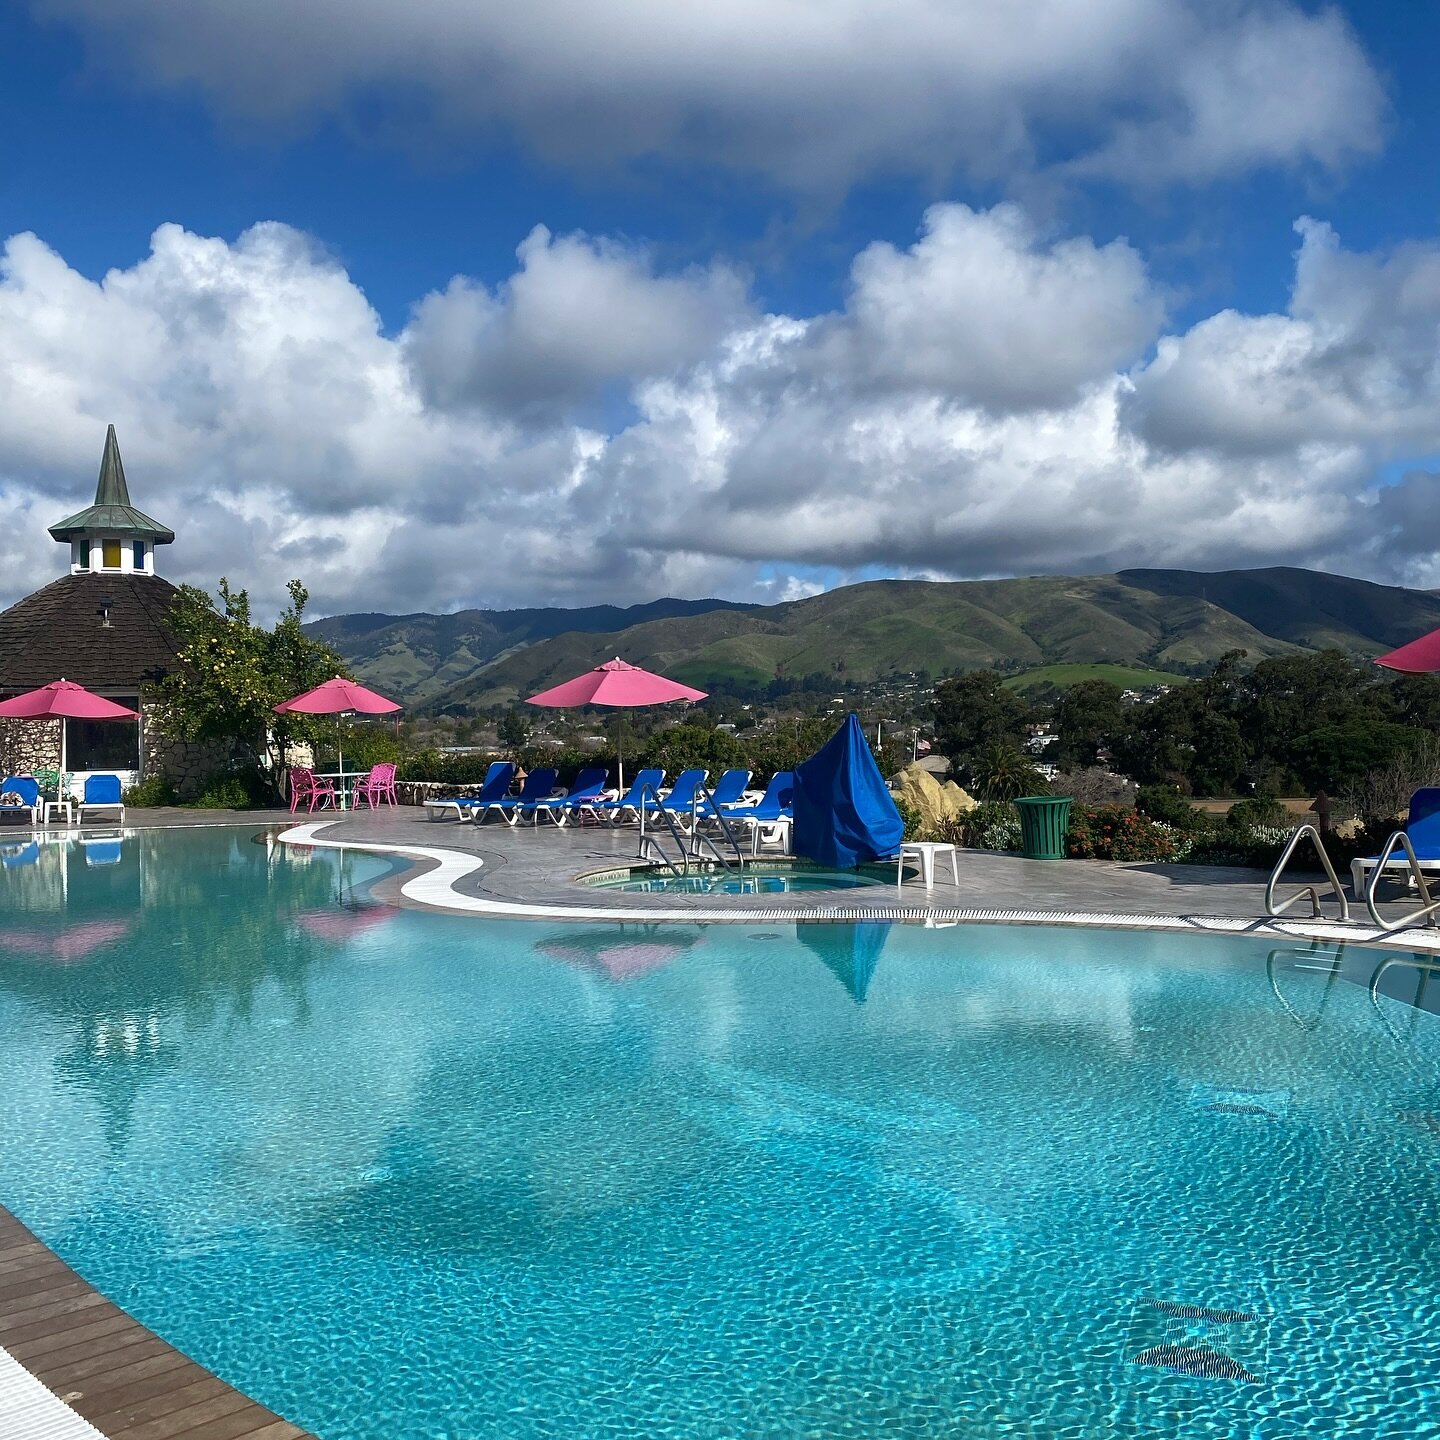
[586,861,897,894]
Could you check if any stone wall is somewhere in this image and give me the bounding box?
[0,717,61,777]
[140,703,233,799]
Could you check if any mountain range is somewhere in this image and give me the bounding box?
[307,567,1440,710]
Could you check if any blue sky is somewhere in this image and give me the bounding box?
[1,2,1439,616]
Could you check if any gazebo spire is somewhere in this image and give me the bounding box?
[47,425,175,576]
[94,424,133,509]
[48,425,175,551]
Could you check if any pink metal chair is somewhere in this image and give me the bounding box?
[288,767,338,813]
[351,762,398,809]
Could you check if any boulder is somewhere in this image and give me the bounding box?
[896,763,974,833]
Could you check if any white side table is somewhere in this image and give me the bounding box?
[43,799,73,825]
[898,841,960,889]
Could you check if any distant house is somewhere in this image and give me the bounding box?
[0,427,220,794]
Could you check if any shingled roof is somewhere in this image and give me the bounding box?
[0,572,181,693]
[48,425,175,544]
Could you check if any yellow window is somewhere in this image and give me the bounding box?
[102,541,121,569]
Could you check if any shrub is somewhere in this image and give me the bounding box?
[190,774,260,809]
[941,801,1021,851]
[1224,796,1288,831]
[321,726,402,770]
[1052,767,1136,807]
[123,775,176,807]
[1338,733,1440,831]
[396,749,503,785]
[893,795,925,841]
[1066,804,1179,862]
[1136,783,1202,828]
[1184,824,1291,870]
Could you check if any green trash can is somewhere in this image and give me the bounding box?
[1015,795,1072,860]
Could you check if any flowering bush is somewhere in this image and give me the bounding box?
[1065,804,1179,862]
[936,802,1021,851]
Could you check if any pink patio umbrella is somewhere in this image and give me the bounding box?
[526,658,706,789]
[1375,628,1440,674]
[0,679,139,720]
[0,680,140,776]
[275,675,401,778]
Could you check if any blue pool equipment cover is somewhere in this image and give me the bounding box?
[792,712,904,869]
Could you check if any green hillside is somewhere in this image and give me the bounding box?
[305,596,753,704]
[310,567,1440,709]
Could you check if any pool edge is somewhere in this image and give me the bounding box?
[277,821,1440,952]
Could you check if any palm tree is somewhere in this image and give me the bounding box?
[971,743,1047,802]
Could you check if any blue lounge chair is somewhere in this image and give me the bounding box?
[1,841,39,868]
[718,770,795,856]
[423,762,514,821]
[721,770,794,822]
[0,776,41,824]
[77,774,124,825]
[1351,787,1440,897]
[696,768,753,816]
[521,767,609,827]
[584,769,666,825]
[643,769,709,827]
[495,768,560,825]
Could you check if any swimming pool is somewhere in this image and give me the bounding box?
[587,860,894,893]
[1,828,1438,1438]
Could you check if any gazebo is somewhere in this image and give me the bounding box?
[0,427,212,791]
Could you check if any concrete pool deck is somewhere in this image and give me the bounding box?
[9,802,1436,943]
[275,807,1440,951]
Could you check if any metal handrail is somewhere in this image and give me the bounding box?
[1265,823,1351,921]
[1364,829,1440,930]
[635,782,691,876]
[688,782,745,871]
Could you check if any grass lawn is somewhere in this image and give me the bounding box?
[1004,662,1190,694]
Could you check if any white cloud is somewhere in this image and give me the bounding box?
[832,203,1164,409]
[405,225,749,420]
[1128,217,1440,455]
[1073,5,1385,183]
[2,206,1439,621]
[36,0,1385,192]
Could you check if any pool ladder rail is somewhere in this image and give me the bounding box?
[1267,821,1440,932]
[1266,824,1351,923]
[634,780,746,877]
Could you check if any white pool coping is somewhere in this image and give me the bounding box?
[0,1345,104,1440]
[277,821,1440,952]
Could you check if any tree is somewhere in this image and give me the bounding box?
[933,671,1034,783]
[969,743,1047,802]
[1052,680,1125,769]
[642,722,748,776]
[497,708,532,748]
[155,578,348,794]
[1288,720,1429,794]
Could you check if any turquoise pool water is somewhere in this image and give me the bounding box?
[1,829,1439,1438]
[589,861,893,894]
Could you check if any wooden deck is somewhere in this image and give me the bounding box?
[0,1207,314,1440]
